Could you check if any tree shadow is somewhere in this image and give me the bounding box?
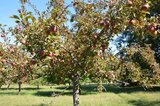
[128,100,160,106]
[0,88,17,90]
[55,84,98,96]
[34,84,98,97]
[55,84,160,94]
[0,87,42,90]
[1,84,160,97]
[16,104,49,106]
[0,87,42,96]
[33,91,73,97]
[0,92,27,95]
[103,84,160,94]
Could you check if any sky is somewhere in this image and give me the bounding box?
[0,0,73,27]
[0,0,52,42]
[0,0,50,27]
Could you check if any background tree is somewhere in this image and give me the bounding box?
[114,0,160,86]
[0,26,34,93]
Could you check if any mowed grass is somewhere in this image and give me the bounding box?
[0,84,160,106]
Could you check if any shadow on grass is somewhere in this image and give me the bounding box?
[0,84,160,97]
[55,84,160,95]
[55,84,98,92]
[34,91,72,97]
[16,104,49,106]
[0,88,42,90]
[34,84,98,97]
[128,100,160,106]
[34,91,97,97]
[54,84,98,95]
[0,91,28,95]
[0,88,42,96]
[103,84,160,93]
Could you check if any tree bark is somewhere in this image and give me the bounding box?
[18,82,22,94]
[7,83,10,89]
[0,83,2,88]
[72,75,80,106]
[37,84,40,89]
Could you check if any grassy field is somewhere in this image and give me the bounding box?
[0,84,160,106]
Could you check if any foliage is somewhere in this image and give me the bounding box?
[1,0,160,105]
[115,0,160,86]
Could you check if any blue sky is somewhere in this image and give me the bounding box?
[0,0,52,42]
[0,0,50,27]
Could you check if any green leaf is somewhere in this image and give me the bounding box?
[10,15,20,20]
[15,20,20,23]
[19,13,23,19]
[27,15,36,22]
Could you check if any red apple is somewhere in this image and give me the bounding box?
[39,50,45,56]
[20,64,24,68]
[20,39,26,45]
[129,19,137,25]
[50,25,57,33]
[142,3,150,11]
[147,24,158,32]
[1,33,5,37]
[104,18,110,27]
[99,22,105,27]
[147,25,155,32]
[11,62,16,66]
[147,24,158,36]
[1,59,6,64]
[127,0,133,6]
[48,52,54,57]
[153,23,158,29]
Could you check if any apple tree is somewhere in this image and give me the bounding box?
[10,0,159,106]
[114,0,160,86]
[0,27,34,92]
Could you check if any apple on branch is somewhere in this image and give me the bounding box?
[20,39,27,45]
[129,19,137,25]
[11,62,16,66]
[48,52,55,57]
[127,0,133,6]
[1,33,5,37]
[39,50,46,56]
[1,59,6,64]
[147,24,158,36]
[142,3,150,11]
[50,25,58,33]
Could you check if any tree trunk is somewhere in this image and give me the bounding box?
[18,82,22,94]
[0,83,2,88]
[97,77,106,93]
[7,83,10,89]
[72,75,80,106]
[37,84,39,89]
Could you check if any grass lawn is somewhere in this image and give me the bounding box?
[0,84,160,106]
